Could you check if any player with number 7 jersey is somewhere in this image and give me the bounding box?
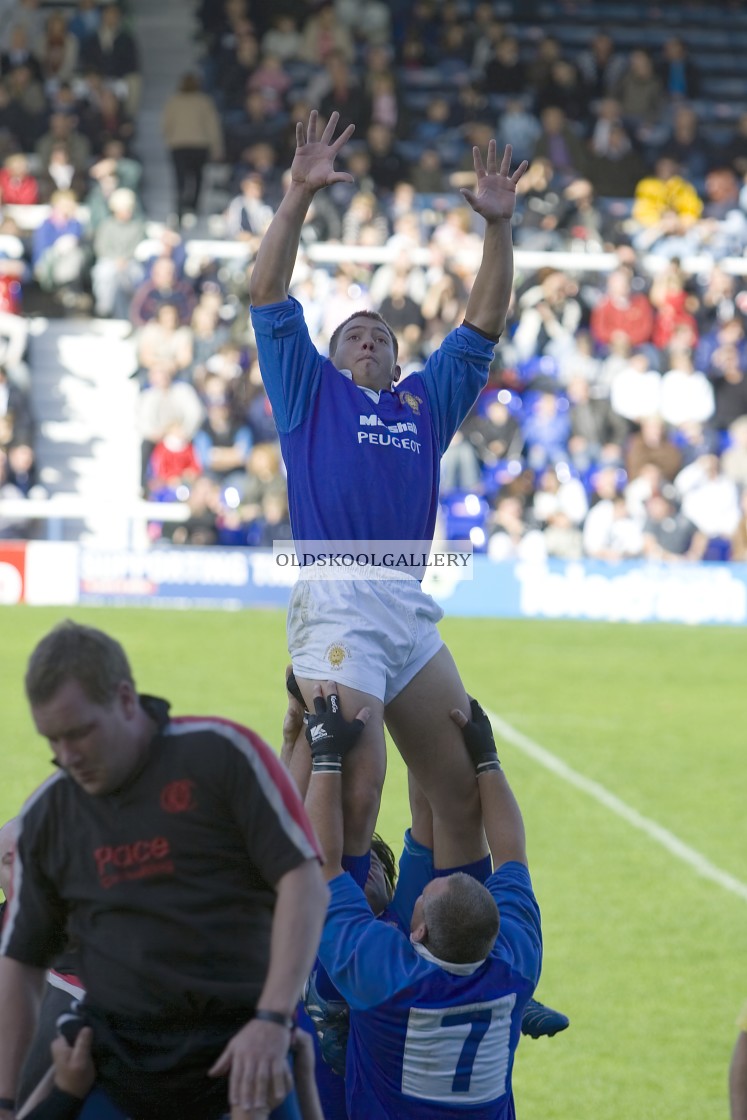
[319,860,540,1118]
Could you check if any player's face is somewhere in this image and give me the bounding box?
[332,317,400,392]
[31,677,142,796]
[364,850,393,916]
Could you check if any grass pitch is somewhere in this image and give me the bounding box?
[1,605,744,1120]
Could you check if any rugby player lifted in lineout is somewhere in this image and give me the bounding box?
[249,109,527,877]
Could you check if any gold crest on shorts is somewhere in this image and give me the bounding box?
[325,642,349,669]
[401,391,422,415]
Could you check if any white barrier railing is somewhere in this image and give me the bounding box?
[0,496,189,548]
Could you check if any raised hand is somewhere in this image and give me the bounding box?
[460,142,528,223]
[290,110,355,194]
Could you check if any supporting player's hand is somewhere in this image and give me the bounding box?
[305,682,370,769]
[50,1025,95,1098]
[460,142,528,224]
[209,1018,293,1120]
[290,110,355,195]
[450,698,502,775]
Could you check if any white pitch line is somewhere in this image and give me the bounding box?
[484,706,747,904]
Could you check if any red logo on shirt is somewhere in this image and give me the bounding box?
[93,836,174,889]
[160,779,196,813]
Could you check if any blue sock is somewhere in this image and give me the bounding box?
[434,854,492,884]
[341,850,371,890]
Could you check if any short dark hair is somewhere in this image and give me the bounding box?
[25,620,134,707]
[328,310,398,361]
[424,873,499,964]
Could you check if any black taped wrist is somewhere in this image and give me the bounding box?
[311,754,342,774]
[462,319,501,343]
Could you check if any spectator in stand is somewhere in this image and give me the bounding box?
[91,186,146,319]
[694,266,737,335]
[531,105,588,185]
[696,313,747,376]
[85,143,144,228]
[190,301,230,383]
[522,392,572,472]
[510,156,565,250]
[36,111,91,176]
[659,343,714,429]
[215,27,260,114]
[366,122,409,194]
[696,167,747,260]
[512,269,583,363]
[614,49,665,139]
[479,34,527,98]
[193,396,253,487]
[567,375,628,471]
[656,36,701,102]
[130,257,196,328]
[260,13,302,64]
[136,302,194,379]
[68,0,101,45]
[722,416,747,489]
[532,464,587,558]
[0,153,37,204]
[5,63,47,142]
[463,393,523,468]
[658,104,714,186]
[488,494,546,561]
[631,157,703,255]
[535,59,586,124]
[0,23,42,82]
[649,267,699,352]
[341,190,388,246]
[37,11,78,88]
[709,342,747,433]
[162,72,224,226]
[587,117,646,199]
[82,86,135,158]
[163,474,221,546]
[557,177,609,251]
[224,171,274,245]
[496,98,542,164]
[675,452,740,549]
[37,142,88,202]
[79,3,140,114]
[626,415,682,482]
[248,53,291,119]
[583,466,644,561]
[590,267,655,354]
[526,35,563,95]
[137,358,204,490]
[576,32,628,100]
[32,189,88,306]
[300,1,354,66]
[315,52,371,137]
[225,90,283,166]
[642,486,706,562]
[147,420,202,496]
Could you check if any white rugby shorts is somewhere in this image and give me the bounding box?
[287,571,444,704]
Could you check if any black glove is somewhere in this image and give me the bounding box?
[306,689,366,773]
[286,670,308,712]
[461,697,502,775]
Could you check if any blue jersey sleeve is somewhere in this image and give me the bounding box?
[489,862,542,987]
[419,324,495,454]
[386,829,434,932]
[319,873,429,1011]
[250,297,323,433]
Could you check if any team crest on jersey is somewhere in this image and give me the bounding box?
[401,391,422,415]
[325,642,350,669]
[160,779,196,813]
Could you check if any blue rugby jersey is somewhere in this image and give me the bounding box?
[250,298,495,547]
[318,863,542,1120]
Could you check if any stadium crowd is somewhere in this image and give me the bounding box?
[4,0,747,564]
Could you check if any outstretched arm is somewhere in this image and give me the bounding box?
[249,110,354,307]
[451,700,527,868]
[303,682,370,881]
[461,142,527,339]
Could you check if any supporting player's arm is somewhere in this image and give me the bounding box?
[249,110,354,307]
[0,956,46,1116]
[451,699,527,868]
[303,682,369,880]
[461,142,528,339]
